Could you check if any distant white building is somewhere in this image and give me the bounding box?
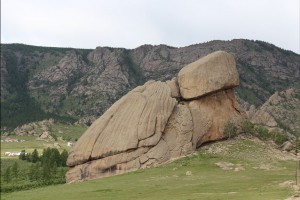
[4,152,22,156]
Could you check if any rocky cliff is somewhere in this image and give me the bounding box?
[66,51,245,183]
[248,88,300,133]
[1,40,299,132]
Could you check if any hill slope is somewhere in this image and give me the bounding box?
[1,40,300,129]
[2,136,298,200]
[249,88,300,133]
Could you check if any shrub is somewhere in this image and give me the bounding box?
[51,133,58,141]
[255,125,271,140]
[272,131,289,145]
[224,122,237,139]
[241,120,290,145]
[62,135,71,141]
[292,130,300,137]
[242,121,255,134]
[277,121,291,132]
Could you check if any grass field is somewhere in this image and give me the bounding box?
[2,137,298,200]
[0,135,69,158]
[50,123,87,141]
[0,123,87,158]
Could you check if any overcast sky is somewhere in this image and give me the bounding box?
[1,0,299,53]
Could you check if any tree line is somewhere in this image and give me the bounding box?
[2,148,68,192]
[19,148,68,183]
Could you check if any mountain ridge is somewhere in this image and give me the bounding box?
[1,39,299,130]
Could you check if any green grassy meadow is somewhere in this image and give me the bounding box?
[0,123,87,158]
[1,138,297,200]
[1,135,61,157]
[50,123,87,141]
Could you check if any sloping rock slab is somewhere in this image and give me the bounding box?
[67,81,177,181]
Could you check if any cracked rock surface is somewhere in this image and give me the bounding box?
[66,51,245,183]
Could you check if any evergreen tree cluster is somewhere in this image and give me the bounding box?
[19,148,68,167]
[3,161,20,183]
[17,148,68,184]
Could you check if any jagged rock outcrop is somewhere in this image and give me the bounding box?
[66,51,245,183]
[2,40,299,130]
[37,131,54,141]
[13,119,54,136]
[28,48,141,117]
[248,88,300,132]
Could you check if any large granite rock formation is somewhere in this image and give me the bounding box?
[178,51,239,99]
[66,51,245,183]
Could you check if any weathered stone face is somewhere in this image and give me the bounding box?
[166,77,181,98]
[66,51,245,183]
[187,89,244,147]
[163,104,194,159]
[67,81,177,167]
[178,51,239,99]
[248,88,300,132]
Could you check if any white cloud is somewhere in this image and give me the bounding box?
[1,0,299,53]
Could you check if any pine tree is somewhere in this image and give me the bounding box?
[60,149,68,167]
[41,162,51,183]
[51,162,57,179]
[4,167,12,183]
[49,148,61,167]
[12,161,19,179]
[26,153,32,162]
[28,163,41,181]
[31,149,39,163]
[41,148,51,165]
[19,150,26,160]
[28,164,35,181]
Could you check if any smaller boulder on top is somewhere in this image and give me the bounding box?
[178,51,239,99]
